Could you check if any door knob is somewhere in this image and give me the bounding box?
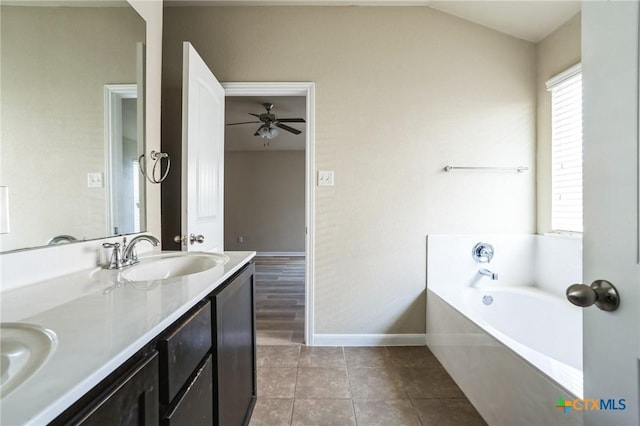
[190,234,205,244]
[565,280,620,312]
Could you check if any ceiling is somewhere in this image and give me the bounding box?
[225,96,306,151]
[166,0,581,43]
[428,1,581,43]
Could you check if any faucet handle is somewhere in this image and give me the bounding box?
[472,242,494,263]
[102,242,123,269]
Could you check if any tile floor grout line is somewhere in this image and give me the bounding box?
[289,361,300,425]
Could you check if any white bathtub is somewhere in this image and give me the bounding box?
[427,234,584,425]
[461,285,583,397]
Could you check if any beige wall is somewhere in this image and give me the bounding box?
[225,151,305,252]
[163,7,536,334]
[535,14,581,234]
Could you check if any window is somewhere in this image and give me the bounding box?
[546,64,582,233]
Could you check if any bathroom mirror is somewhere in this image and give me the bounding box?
[0,1,146,253]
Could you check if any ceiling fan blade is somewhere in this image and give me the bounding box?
[225,121,261,126]
[249,113,262,118]
[276,118,306,123]
[275,122,302,135]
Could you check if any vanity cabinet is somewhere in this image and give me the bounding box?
[157,301,212,405]
[50,261,256,426]
[211,263,257,426]
[160,355,213,426]
[51,350,160,426]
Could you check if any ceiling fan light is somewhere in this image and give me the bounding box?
[258,126,270,139]
[268,127,279,139]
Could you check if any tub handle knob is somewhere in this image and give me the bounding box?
[566,280,620,312]
[472,242,494,263]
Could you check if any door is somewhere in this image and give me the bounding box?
[182,42,225,252]
[582,3,639,425]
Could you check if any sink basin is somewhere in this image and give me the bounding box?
[0,323,57,398]
[120,252,229,282]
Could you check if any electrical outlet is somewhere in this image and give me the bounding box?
[318,170,335,187]
[237,236,244,243]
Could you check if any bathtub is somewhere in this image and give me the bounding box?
[462,285,582,397]
[427,234,583,426]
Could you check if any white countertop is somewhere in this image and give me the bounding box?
[0,250,256,426]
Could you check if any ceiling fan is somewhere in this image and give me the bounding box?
[225,103,305,139]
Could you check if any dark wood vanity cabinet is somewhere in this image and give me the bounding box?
[157,301,213,426]
[51,261,256,426]
[51,350,160,426]
[157,301,212,406]
[211,263,257,426]
[160,355,214,426]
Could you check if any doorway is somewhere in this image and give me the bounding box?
[104,84,145,237]
[223,82,315,346]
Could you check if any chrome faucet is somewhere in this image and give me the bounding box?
[103,235,159,269]
[122,234,160,265]
[478,268,499,280]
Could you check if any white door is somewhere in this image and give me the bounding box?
[181,42,225,252]
[582,3,639,425]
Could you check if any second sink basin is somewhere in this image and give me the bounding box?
[121,252,229,282]
[0,323,57,399]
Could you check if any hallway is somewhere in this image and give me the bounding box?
[255,256,305,346]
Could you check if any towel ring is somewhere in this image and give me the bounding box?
[139,150,170,184]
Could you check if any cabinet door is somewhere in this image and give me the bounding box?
[212,263,256,426]
[73,351,159,426]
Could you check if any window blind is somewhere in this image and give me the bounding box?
[547,64,582,233]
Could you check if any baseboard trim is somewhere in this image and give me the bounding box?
[312,334,427,347]
[256,252,306,257]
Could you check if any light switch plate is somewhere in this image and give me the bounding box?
[87,172,103,188]
[318,170,335,187]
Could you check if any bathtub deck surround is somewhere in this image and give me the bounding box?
[250,345,487,426]
[426,234,583,425]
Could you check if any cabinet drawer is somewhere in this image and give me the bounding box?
[157,301,212,404]
[161,354,213,426]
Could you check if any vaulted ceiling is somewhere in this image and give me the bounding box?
[215,0,580,151]
[166,0,581,43]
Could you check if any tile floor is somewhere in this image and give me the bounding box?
[252,257,485,425]
[249,345,486,426]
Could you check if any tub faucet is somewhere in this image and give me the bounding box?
[122,234,160,265]
[478,268,499,280]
